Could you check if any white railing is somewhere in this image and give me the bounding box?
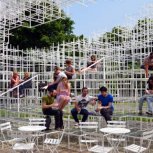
[0,75,39,112]
[79,57,105,86]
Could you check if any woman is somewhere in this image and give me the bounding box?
[64,59,75,80]
[10,71,23,97]
[56,77,71,110]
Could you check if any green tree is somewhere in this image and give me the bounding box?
[99,26,129,44]
[9,17,82,50]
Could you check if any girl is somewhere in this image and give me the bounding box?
[56,77,71,110]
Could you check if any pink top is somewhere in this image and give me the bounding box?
[57,82,70,96]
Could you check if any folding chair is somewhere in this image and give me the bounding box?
[82,132,113,153]
[29,118,46,126]
[28,118,46,150]
[107,121,126,128]
[0,122,25,149]
[79,122,99,151]
[124,130,153,153]
[13,134,39,153]
[44,128,65,153]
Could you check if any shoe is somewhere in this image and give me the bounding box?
[60,126,64,130]
[42,128,51,132]
[74,123,79,127]
[146,111,153,115]
[138,111,143,115]
[55,128,60,131]
[19,94,25,98]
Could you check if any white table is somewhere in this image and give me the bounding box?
[100,127,130,134]
[18,126,46,143]
[18,126,46,132]
[100,127,130,153]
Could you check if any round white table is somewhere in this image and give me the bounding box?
[18,126,46,143]
[100,127,130,153]
[100,127,130,134]
[18,126,46,132]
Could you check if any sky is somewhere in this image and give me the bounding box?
[68,0,153,37]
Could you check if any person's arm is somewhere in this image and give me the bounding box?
[11,77,18,84]
[42,101,53,109]
[146,90,153,94]
[96,101,102,112]
[68,83,71,96]
[56,83,61,95]
[74,101,81,112]
[65,67,75,75]
[145,63,149,78]
[89,96,97,105]
[100,102,112,109]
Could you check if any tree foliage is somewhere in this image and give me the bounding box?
[99,26,128,44]
[9,17,83,50]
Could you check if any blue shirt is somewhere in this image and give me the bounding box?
[98,94,114,111]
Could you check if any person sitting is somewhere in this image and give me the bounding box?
[64,59,75,80]
[71,87,96,126]
[141,52,153,78]
[138,76,153,115]
[21,72,32,89]
[10,71,24,97]
[42,89,63,130]
[96,86,114,123]
[47,66,67,91]
[79,55,97,74]
[56,77,71,110]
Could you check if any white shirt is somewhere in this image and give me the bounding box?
[76,95,93,109]
[56,71,67,83]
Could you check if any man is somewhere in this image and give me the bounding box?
[42,89,63,130]
[141,52,153,78]
[71,87,96,126]
[47,66,67,91]
[96,86,114,122]
[138,76,153,115]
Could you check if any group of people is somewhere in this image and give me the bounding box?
[42,85,114,130]
[10,71,32,97]
[40,56,104,130]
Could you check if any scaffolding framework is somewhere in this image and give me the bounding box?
[1,1,153,116]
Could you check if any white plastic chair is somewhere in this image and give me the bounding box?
[79,122,99,151]
[13,142,35,153]
[44,129,65,153]
[107,121,126,128]
[29,118,46,126]
[0,122,25,149]
[13,133,39,153]
[124,130,153,153]
[82,133,113,153]
[28,118,46,150]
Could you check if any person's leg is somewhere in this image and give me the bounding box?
[43,109,52,129]
[43,108,61,129]
[80,109,89,122]
[49,109,61,129]
[59,110,64,129]
[19,84,24,95]
[146,97,153,114]
[71,108,79,123]
[138,96,146,114]
[58,96,69,110]
[100,108,112,122]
